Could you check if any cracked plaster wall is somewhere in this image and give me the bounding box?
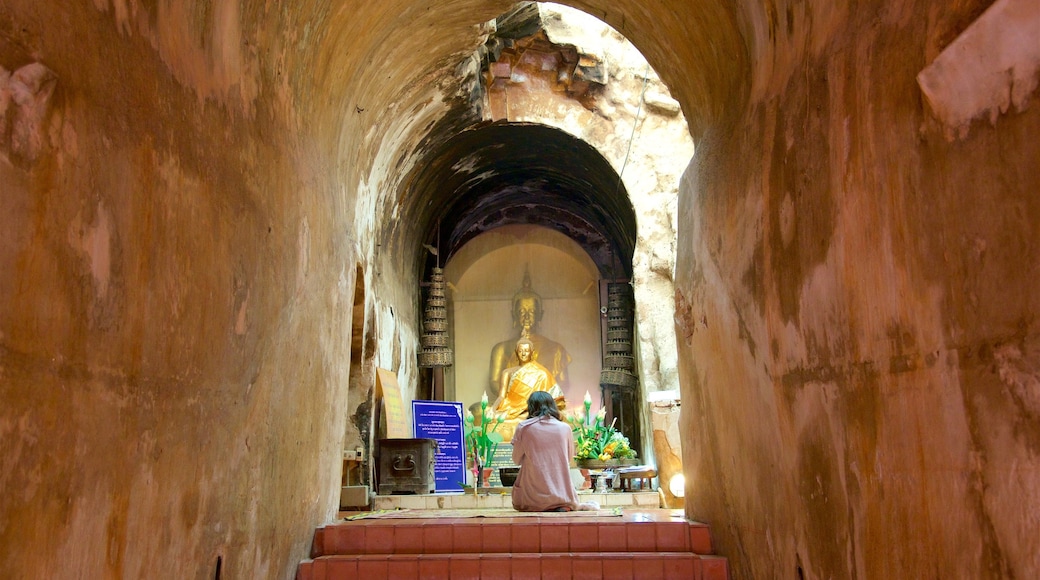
[0,2,357,578]
[0,1,509,577]
[676,0,1040,577]
[484,4,694,398]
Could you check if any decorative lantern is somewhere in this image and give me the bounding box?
[418,267,453,368]
[600,282,637,388]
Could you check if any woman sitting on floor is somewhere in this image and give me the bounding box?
[511,391,598,512]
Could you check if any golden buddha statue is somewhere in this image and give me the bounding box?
[486,271,571,402]
[492,338,567,421]
[489,338,567,441]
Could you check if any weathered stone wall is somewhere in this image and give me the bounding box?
[0,1,511,577]
[0,2,358,578]
[479,4,696,400]
[675,0,1040,577]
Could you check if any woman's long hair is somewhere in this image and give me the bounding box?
[526,390,561,421]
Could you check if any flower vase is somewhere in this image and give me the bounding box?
[576,458,620,470]
[473,465,493,494]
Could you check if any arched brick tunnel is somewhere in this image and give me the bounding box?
[2,1,1038,578]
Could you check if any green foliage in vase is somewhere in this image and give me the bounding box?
[465,393,505,470]
[566,392,637,461]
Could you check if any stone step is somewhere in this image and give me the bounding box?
[298,509,729,579]
[312,513,715,557]
[297,551,730,580]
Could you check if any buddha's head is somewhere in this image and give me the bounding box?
[511,270,543,332]
[515,338,534,364]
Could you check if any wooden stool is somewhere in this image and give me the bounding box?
[619,468,657,491]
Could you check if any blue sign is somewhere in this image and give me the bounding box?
[412,400,467,493]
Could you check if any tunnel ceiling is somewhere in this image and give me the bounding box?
[407,121,636,279]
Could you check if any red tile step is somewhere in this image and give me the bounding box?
[297,509,729,579]
[311,516,715,556]
[298,551,728,580]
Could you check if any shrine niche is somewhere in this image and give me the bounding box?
[443,225,603,419]
[486,268,571,404]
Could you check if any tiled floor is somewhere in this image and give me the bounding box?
[368,489,662,511]
[334,508,690,530]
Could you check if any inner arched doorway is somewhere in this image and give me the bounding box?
[405,121,644,455]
